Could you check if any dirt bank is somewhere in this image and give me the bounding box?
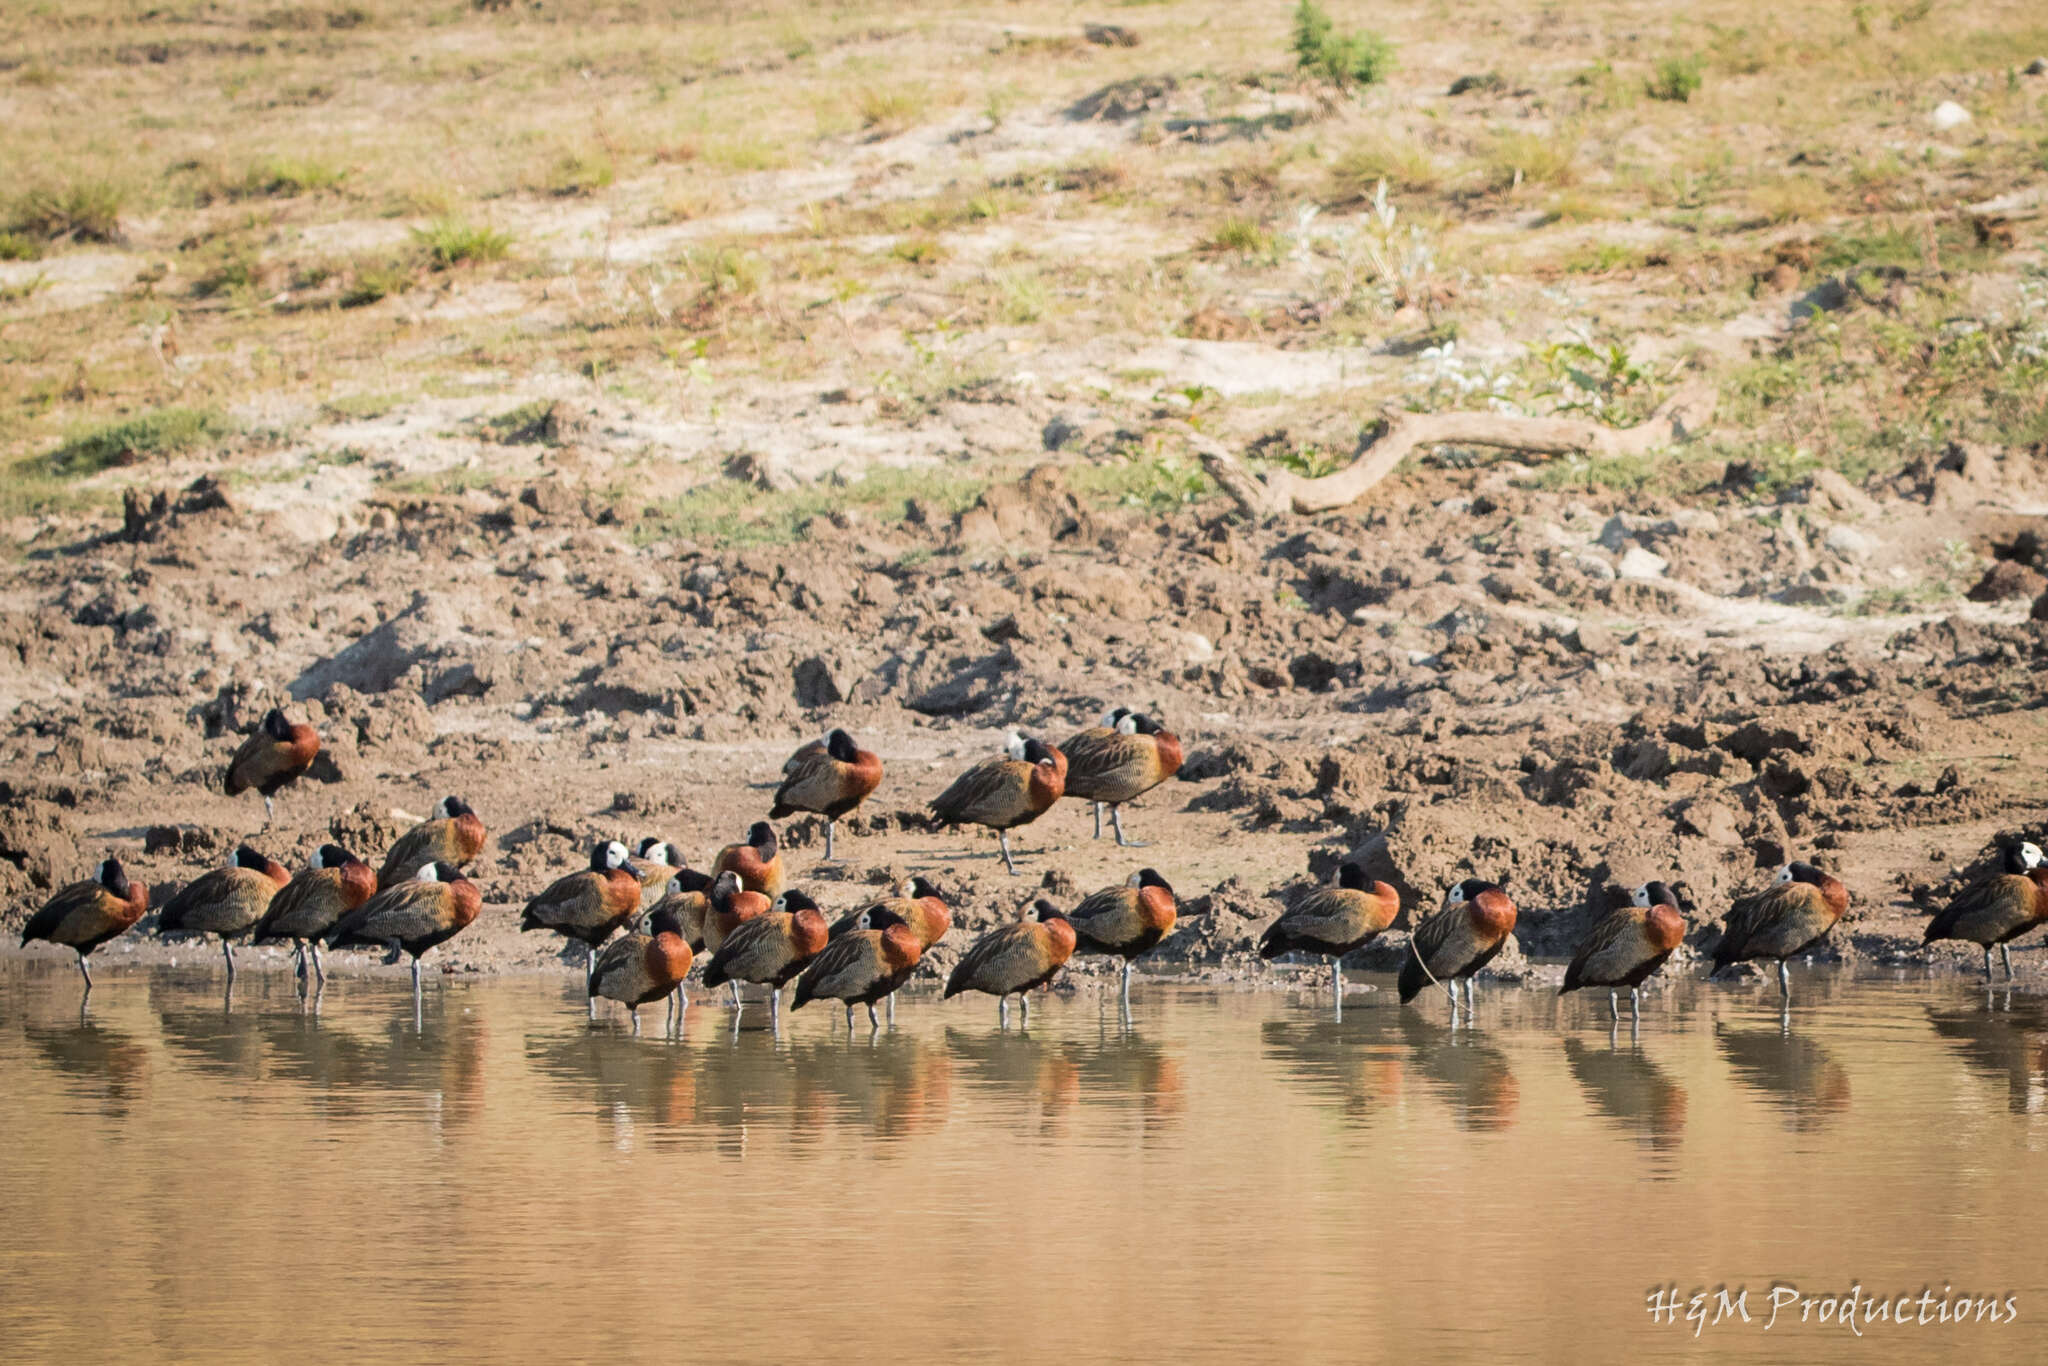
[4,444,2047,991]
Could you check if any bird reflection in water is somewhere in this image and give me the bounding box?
[1715,1023,1851,1130]
[1259,1014,1405,1128]
[23,1013,150,1117]
[1924,994,2048,1116]
[1561,1031,1687,1164]
[1396,1011,1520,1131]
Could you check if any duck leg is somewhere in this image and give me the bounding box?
[588,993,597,1021]
[1121,960,1134,1006]
[1776,958,1791,1003]
[1630,987,1642,1022]
[294,942,307,980]
[1463,977,1477,1012]
[866,1002,880,1031]
[728,981,743,1010]
[630,1006,642,1036]
[887,993,896,1026]
[1092,802,1104,839]
[76,953,94,992]
[1984,945,1996,980]
[222,939,237,982]
[2000,943,2014,980]
[1110,806,1147,848]
[1331,959,1342,997]
[264,795,276,825]
[1609,989,1620,1021]
[1020,993,1032,1027]
[999,831,1017,876]
[998,996,1010,1028]
[824,820,837,862]
[769,988,781,1030]
[844,1002,855,1031]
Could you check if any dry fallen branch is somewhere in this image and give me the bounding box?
[1192,381,1718,519]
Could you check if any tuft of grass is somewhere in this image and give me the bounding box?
[413,218,511,268]
[541,149,615,197]
[1752,177,1834,224]
[855,84,928,136]
[635,465,985,548]
[1068,453,1214,513]
[1646,55,1704,102]
[891,236,945,266]
[1483,129,1580,192]
[1200,215,1278,260]
[993,269,1049,324]
[217,156,348,201]
[1291,0,1395,91]
[11,179,126,243]
[44,407,232,478]
[339,254,415,307]
[1329,136,1444,197]
[0,231,43,261]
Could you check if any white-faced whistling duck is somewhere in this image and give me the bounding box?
[1399,878,1518,1016]
[703,870,772,1007]
[1710,861,1850,1004]
[711,821,785,900]
[944,900,1077,1026]
[929,735,1066,876]
[1924,841,2046,981]
[826,877,951,1024]
[588,907,695,1033]
[519,840,643,973]
[793,906,925,1031]
[1061,709,1184,846]
[703,888,831,1024]
[327,861,483,996]
[627,839,684,907]
[378,795,485,891]
[1069,868,1179,1006]
[20,857,149,992]
[771,729,884,861]
[250,843,376,985]
[224,707,320,825]
[1258,862,1401,997]
[1561,881,1687,1021]
[157,846,290,981]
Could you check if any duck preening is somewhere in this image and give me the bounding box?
[703,870,772,1007]
[1258,863,1400,998]
[1561,882,1687,1021]
[929,735,1066,876]
[1923,841,2046,981]
[771,730,884,861]
[702,889,831,1024]
[711,821,785,900]
[327,862,483,996]
[944,900,1077,1026]
[250,844,377,985]
[589,908,695,1034]
[626,838,683,904]
[1061,709,1183,846]
[157,846,291,981]
[1399,879,1518,1016]
[223,707,320,825]
[1068,868,1179,1006]
[20,858,149,992]
[793,906,925,1031]
[1710,861,1849,1004]
[518,841,644,973]
[378,795,485,891]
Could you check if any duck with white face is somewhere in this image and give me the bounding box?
[518,840,644,977]
[1710,861,1850,1005]
[1923,840,2048,981]
[1560,882,1687,1023]
[1059,709,1184,848]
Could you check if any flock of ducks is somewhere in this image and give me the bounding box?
[16,704,2048,1036]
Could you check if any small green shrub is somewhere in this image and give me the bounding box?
[413,218,511,268]
[339,255,414,307]
[11,179,126,242]
[1647,55,1704,102]
[543,150,615,196]
[1201,215,1277,259]
[1291,0,1395,90]
[0,231,43,261]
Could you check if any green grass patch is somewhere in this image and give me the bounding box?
[413,218,511,268]
[634,465,987,548]
[0,232,43,261]
[1068,452,1214,513]
[1646,55,1704,102]
[44,407,232,478]
[10,179,126,243]
[1291,0,1395,90]
[1200,215,1278,260]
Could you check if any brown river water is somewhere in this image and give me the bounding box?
[3,963,2045,1363]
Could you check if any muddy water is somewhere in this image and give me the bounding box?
[2,966,2045,1364]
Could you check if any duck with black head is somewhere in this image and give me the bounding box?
[794,906,926,1031]
[224,707,320,825]
[328,862,483,998]
[929,734,1067,876]
[771,729,884,861]
[711,821,785,899]
[378,796,485,891]
[1061,709,1184,846]
[1923,841,2048,981]
[250,843,378,985]
[1068,868,1181,1007]
[1258,862,1402,1000]
[944,900,1078,1027]
[20,857,150,993]
[589,907,695,1035]
[702,888,831,1025]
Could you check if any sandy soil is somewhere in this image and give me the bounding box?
[5,440,2046,992]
